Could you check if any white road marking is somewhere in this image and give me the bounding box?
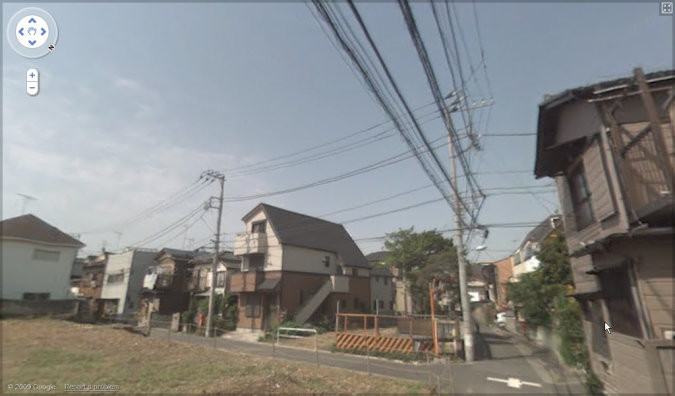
[487,376,542,389]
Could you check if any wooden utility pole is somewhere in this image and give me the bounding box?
[444,99,474,362]
[203,170,225,338]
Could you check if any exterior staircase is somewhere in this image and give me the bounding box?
[295,275,349,324]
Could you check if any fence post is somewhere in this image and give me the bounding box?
[344,315,348,332]
[315,331,319,367]
[366,336,371,376]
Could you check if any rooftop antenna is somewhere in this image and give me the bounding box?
[114,231,123,250]
[17,193,37,215]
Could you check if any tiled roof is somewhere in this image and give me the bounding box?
[365,251,388,263]
[370,266,394,277]
[1,214,84,247]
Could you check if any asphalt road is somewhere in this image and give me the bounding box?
[148,326,587,394]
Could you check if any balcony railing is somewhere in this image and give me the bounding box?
[233,232,267,255]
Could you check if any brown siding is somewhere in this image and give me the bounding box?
[348,276,370,313]
[279,272,330,318]
[607,333,655,394]
[230,272,263,292]
[632,238,675,339]
[584,139,617,221]
[570,255,600,294]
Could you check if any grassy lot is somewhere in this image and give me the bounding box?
[2,319,430,394]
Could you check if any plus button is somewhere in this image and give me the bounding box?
[29,72,35,78]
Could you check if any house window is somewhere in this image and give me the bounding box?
[568,164,594,230]
[251,221,266,234]
[383,277,388,286]
[351,268,357,277]
[598,265,643,338]
[107,273,125,284]
[216,271,226,288]
[23,292,49,301]
[245,294,261,317]
[323,256,330,268]
[33,249,60,262]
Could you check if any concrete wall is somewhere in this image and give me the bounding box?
[1,298,79,317]
[1,240,79,300]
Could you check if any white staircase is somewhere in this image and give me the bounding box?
[295,275,349,324]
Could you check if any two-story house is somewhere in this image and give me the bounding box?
[188,250,241,301]
[142,248,201,315]
[100,248,156,318]
[78,252,110,299]
[1,214,85,301]
[535,68,674,395]
[365,250,412,314]
[231,203,370,333]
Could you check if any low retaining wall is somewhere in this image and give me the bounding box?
[1,299,79,318]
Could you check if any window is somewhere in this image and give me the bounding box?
[33,249,60,262]
[389,301,394,310]
[598,265,643,338]
[107,273,125,284]
[568,164,594,230]
[251,221,266,233]
[323,256,330,267]
[351,268,357,277]
[383,277,388,286]
[245,294,261,317]
[23,292,49,301]
[216,271,226,288]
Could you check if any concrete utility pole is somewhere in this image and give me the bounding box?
[444,95,474,362]
[202,170,225,338]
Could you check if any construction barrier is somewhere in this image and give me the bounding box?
[335,332,435,354]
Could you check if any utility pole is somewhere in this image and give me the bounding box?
[444,96,474,362]
[202,170,225,338]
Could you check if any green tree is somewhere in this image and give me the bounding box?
[384,228,457,314]
[537,231,572,286]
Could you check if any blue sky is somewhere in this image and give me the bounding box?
[3,2,672,259]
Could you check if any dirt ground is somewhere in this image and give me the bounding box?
[2,319,430,394]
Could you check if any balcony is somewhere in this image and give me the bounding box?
[233,232,267,255]
[155,274,174,289]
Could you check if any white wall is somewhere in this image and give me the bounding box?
[512,256,541,280]
[282,245,338,274]
[1,240,78,300]
[101,251,133,314]
[101,250,155,316]
[241,210,283,271]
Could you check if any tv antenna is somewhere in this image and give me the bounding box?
[17,193,37,215]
